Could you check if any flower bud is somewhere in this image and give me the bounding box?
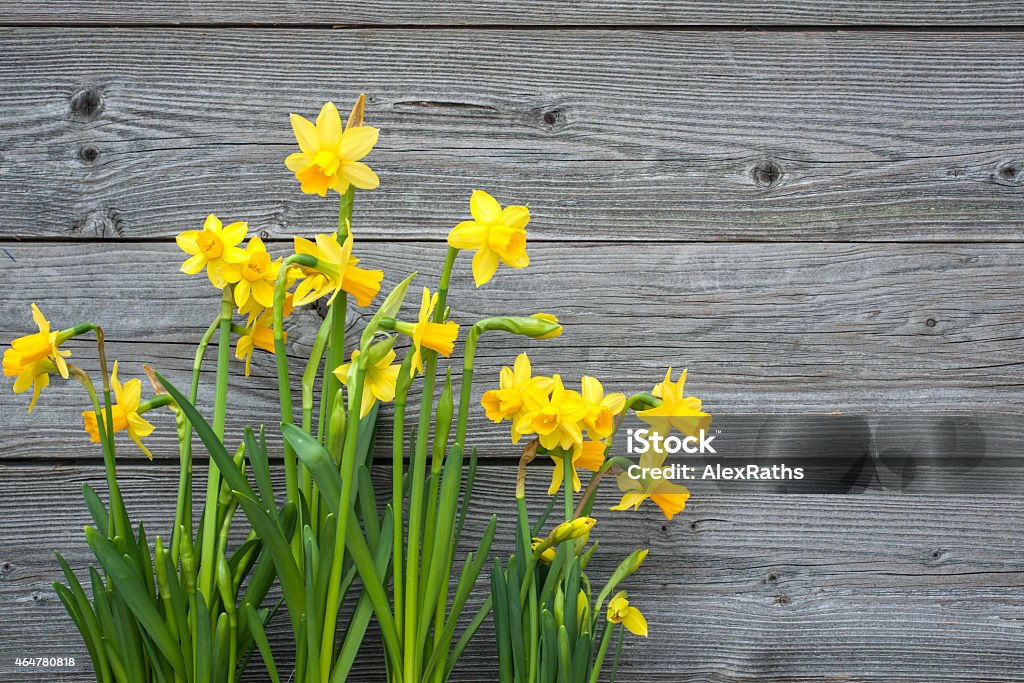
[218,443,246,506]
[327,388,346,461]
[531,537,556,565]
[434,368,454,457]
[474,314,562,340]
[552,516,596,544]
[179,527,197,594]
[217,555,236,617]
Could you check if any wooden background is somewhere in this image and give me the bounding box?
[1,2,1023,681]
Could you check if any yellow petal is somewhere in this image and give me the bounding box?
[221,221,248,247]
[621,607,648,637]
[316,101,342,147]
[339,126,379,162]
[181,253,206,275]
[470,190,502,225]
[447,221,488,250]
[340,161,380,190]
[499,204,530,231]
[471,248,500,287]
[290,113,319,155]
[548,456,564,495]
[203,214,222,233]
[176,230,200,254]
[610,491,648,512]
[581,375,603,404]
[121,378,142,412]
[286,153,313,174]
[251,279,274,309]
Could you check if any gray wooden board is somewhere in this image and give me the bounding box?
[0,241,1021,464]
[1,29,1023,241]
[2,2,1024,26]
[0,464,1021,681]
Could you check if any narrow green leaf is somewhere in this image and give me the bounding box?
[243,603,280,683]
[361,273,416,349]
[85,528,187,678]
[82,483,109,537]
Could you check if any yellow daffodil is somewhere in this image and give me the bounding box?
[481,354,554,442]
[579,375,626,440]
[235,310,283,377]
[517,374,586,451]
[611,440,690,520]
[81,361,156,459]
[447,190,530,287]
[636,368,712,437]
[293,231,383,307]
[548,439,606,495]
[3,304,70,412]
[238,292,294,327]
[285,101,380,196]
[334,348,400,418]
[220,237,283,309]
[403,287,460,376]
[176,214,248,288]
[606,591,648,637]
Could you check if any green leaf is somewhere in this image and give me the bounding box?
[233,494,304,634]
[281,422,341,511]
[361,272,416,349]
[81,483,109,537]
[84,527,187,678]
[244,603,280,683]
[491,558,513,683]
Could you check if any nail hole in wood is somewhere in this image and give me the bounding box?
[70,87,104,121]
[752,159,783,188]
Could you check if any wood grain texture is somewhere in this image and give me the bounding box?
[2,1,1024,27]
[1,29,1023,241]
[1,241,1021,463]
[1,464,1022,681]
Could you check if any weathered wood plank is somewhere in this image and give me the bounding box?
[1,464,1022,681]
[2,2,1024,26]
[1,241,1021,462]
[1,29,1023,241]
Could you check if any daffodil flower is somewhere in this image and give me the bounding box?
[292,231,383,307]
[636,368,712,437]
[548,439,606,495]
[481,353,554,442]
[447,190,530,287]
[220,237,283,309]
[3,304,71,412]
[606,591,648,637]
[285,101,380,196]
[334,348,400,418]
[579,375,626,440]
[176,214,248,288]
[235,310,283,377]
[403,287,459,377]
[81,361,156,459]
[517,374,586,451]
[611,439,690,520]
[530,312,562,338]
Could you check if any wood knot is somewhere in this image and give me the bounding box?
[773,594,791,605]
[752,159,783,188]
[924,317,937,328]
[78,146,100,164]
[929,548,944,561]
[257,229,271,239]
[993,161,1024,187]
[70,87,104,121]
[766,571,778,582]
[72,207,125,237]
[543,110,560,126]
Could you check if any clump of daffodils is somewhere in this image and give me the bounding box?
[488,351,710,681]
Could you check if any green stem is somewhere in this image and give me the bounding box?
[392,354,415,641]
[91,327,126,541]
[403,247,458,682]
[320,365,365,681]
[272,256,300,529]
[172,315,221,564]
[609,623,625,683]
[77,368,122,540]
[198,288,233,604]
[563,449,573,521]
[323,187,355,452]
